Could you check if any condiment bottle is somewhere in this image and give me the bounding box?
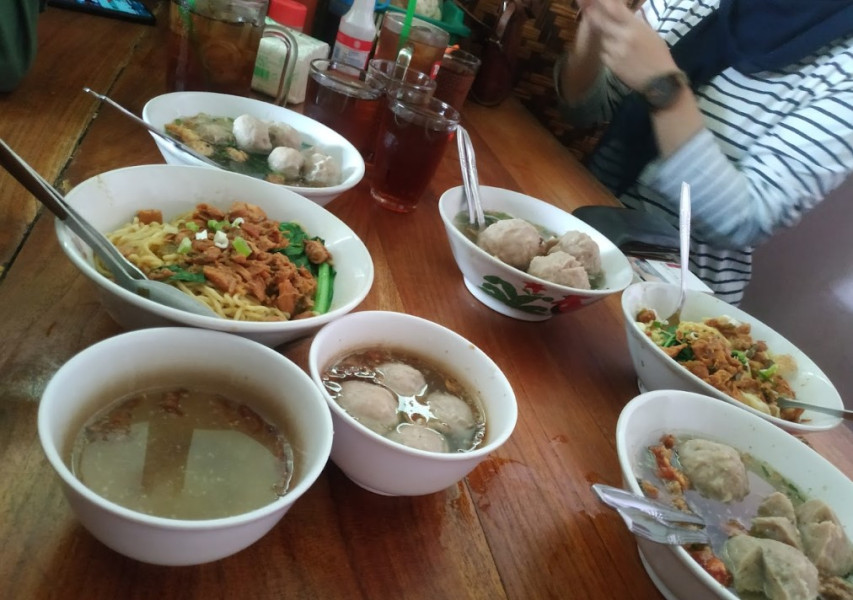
[330,0,377,70]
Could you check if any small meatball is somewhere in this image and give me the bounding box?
[233,114,272,154]
[549,230,602,276]
[751,516,803,550]
[337,380,398,434]
[477,218,542,270]
[268,146,304,180]
[302,149,341,187]
[386,423,448,453]
[724,536,819,600]
[796,499,853,576]
[269,122,302,149]
[678,438,749,503]
[376,362,426,396]
[759,492,798,523]
[528,251,591,289]
[426,392,476,437]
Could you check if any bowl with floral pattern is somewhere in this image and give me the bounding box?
[438,185,633,321]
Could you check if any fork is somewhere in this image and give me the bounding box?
[456,125,485,230]
[618,507,711,546]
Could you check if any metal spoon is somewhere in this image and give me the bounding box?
[83,87,223,169]
[0,139,219,318]
[457,125,486,230]
[776,397,853,421]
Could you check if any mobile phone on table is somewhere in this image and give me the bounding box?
[46,0,156,26]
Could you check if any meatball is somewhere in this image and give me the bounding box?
[233,114,272,154]
[269,122,302,149]
[477,218,542,269]
[376,362,426,396]
[337,380,398,434]
[427,392,476,437]
[677,438,749,503]
[528,251,591,289]
[549,230,602,277]
[386,423,448,453]
[303,149,341,187]
[724,536,819,600]
[268,146,304,180]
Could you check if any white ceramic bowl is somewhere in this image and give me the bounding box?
[38,328,333,566]
[142,91,365,206]
[616,389,853,600]
[621,281,842,433]
[55,164,374,347]
[438,186,634,321]
[307,310,518,496]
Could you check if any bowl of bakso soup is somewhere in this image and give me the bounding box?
[38,327,333,566]
[615,389,853,600]
[142,91,364,206]
[307,310,518,496]
[55,164,374,347]
[438,186,634,321]
[621,281,843,433]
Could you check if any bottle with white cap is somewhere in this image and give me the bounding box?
[330,0,377,70]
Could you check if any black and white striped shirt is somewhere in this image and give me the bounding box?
[557,0,853,305]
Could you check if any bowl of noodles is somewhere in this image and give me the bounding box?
[438,185,634,321]
[142,91,365,206]
[55,164,374,347]
[621,281,843,433]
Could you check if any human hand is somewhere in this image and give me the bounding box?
[579,0,678,91]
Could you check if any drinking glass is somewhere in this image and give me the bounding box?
[370,92,460,213]
[433,48,481,113]
[372,12,449,80]
[367,59,436,98]
[168,0,296,100]
[303,59,385,160]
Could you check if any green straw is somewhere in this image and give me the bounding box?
[397,0,417,55]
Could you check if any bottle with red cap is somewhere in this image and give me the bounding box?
[330,0,377,70]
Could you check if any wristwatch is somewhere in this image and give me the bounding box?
[640,71,690,112]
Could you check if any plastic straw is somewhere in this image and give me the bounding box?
[397,0,417,54]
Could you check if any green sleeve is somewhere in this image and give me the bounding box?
[0,0,43,92]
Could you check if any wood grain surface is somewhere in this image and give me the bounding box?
[1,5,851,600]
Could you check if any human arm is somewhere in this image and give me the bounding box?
[0,0,42,92]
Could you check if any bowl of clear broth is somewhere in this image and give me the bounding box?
[438,185,634,321]
[142,91,365,206]
[307,310,518,496]
[616,389,853,600]
[38,327,333,566]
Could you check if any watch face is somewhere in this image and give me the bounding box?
[643,72,686,111]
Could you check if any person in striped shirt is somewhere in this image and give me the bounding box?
[555,0,853,305]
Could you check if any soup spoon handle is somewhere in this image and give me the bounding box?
[83,87,222,169]
[777,398,853,421]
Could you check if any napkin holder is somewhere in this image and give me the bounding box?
[572,205,679,262]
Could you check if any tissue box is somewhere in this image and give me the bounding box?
[252,30,330,105]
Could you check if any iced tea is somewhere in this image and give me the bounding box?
[370,95,460,213]
[373,13,449,80]
[167,0,266,96]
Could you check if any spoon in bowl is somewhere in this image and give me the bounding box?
[456,125,486,231]
[662,182,691,324]
[0,139,219,318]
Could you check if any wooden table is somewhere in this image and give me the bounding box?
[2,5,852,599]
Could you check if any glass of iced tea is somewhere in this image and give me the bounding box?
[433,48,481,113]
[373,13,450,80]
[168,0,296,97]
[367,59,436,98]
[303,59,385,160]
[370,91,460,213]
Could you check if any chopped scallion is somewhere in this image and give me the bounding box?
[233,236,251,257]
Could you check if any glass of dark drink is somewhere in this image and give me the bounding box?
[367,59,436,98]
[433,48,481,113]
[370,91,460,213]
[373,13,449,80]
[167,0,268,96]
[303,59,385,161]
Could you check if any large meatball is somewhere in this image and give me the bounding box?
[337,380,398,434]
[477,218,542,269]
[233,114,272,154]
[678,438,749,503]
[528,251,590,289]
[386,423,448,453]
[376,362,426,396]
[427,392,476,437]
[549,230,601,277]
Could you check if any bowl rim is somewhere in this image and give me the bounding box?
[55,164,374,332]
[308,310,519,460]
[620,281,842,433]
[37,327,334,530]
[438,185,634,297]
[141,90,365,196]
[616,389,853,600]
